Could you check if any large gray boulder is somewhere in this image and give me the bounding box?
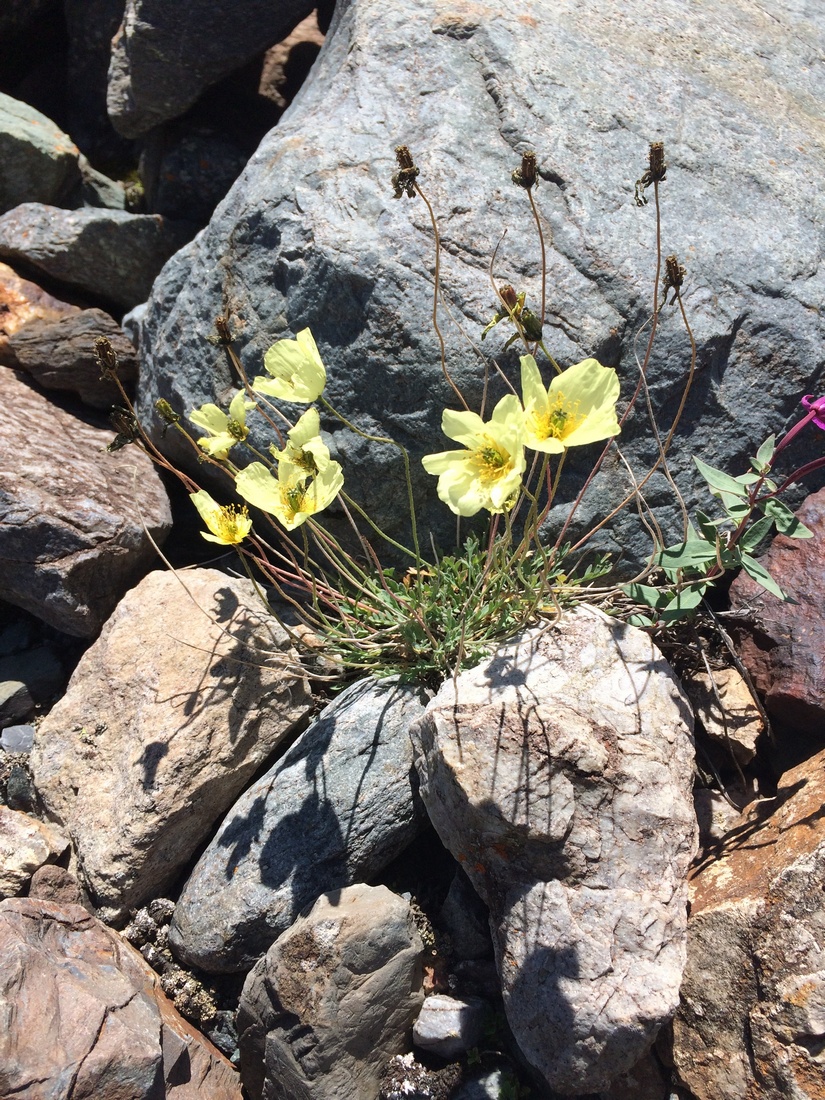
[411,606,697,1094]
[134,0,825,572]
[170,675,430,972]
[107,0,316,137]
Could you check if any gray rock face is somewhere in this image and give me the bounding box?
[0,365,172,637]
[0,203,194,309]
[4,308,138,407]
[135,0,825,570]
[0,92,80,214]
[32,568,312,912]
[170,675,430,972]
[0,897,242,1100]
[237,884,424,1100]
[107,0,316,137]
[412,994,487,1059]
[411,606,697,1095]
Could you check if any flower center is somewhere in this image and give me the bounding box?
[283,483,308,518]
[532,393,583,441]
[227,418,247,442]
[217,505,249,541]
[471,437,510,483]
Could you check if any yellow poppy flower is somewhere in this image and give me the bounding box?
[189,390,255,460]
[422,394,526,516]
[189,490,252,544]
[270,407,332,476]
[520,355,620,454]
[252,328,326,404]
[234,459,343,531]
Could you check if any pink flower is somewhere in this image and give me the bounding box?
[801,395,825,431]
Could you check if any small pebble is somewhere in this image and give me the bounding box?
[1,724,35,754]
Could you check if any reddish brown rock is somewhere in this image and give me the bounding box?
[672,747,825,1099]
[0,897,242,1099]
[728,487,825,735]
[0,261,81,361]
[4,308,138,407]
[0,365,171,636]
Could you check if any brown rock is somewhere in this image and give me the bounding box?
[728,487,825,735]
[4,308,138,407]
[0,261,81,361]
[0,896,242,1099]
[672,747,825,1099]
[0,805,69,898]
[32,567,312,911]
[28,863,92,910]
[0,364,171,636]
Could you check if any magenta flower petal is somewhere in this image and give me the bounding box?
[801,395,825,431]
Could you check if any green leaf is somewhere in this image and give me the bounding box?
[621,583,670,609]
[754,434,776,469]
[628,613,654,628]
[658,537,718,573]
[739,553,788,600]
[657,583,709,622]
[694,456,749,498]
[717,492,751,521]
[739,514,775,554]
[761,498,814,538]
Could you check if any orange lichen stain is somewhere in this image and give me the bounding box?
[518,14,538,26]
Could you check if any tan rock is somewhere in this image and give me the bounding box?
[32,567,312,910]
[0,365,172,636]
[0,897,241,1099]
[681,665,763,763]
[673,747,825,1099]
[0,805,69,898]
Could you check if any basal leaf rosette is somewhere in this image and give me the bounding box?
[521,355,620,453]
[235,458,343,531]
[422,394,526,516]
[190,490,252,544]
[252,328,326,403]
[189,390,256,460]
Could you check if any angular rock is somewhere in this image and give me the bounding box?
[0,365,171,636]
[32,567,312,911]
[64,0,134,163]
[170,675,430,972]
[0,645,65,725]
[0,897,242,1099]
[672,747,825,1099]
[0,805,68,897]
[5,308,138,407]
[0,261,81,362]
[237,884,424,1100]
[411,606,697,1095]
[680,665,764,764]
[0,203,194,309]
[107,0,316,137]
[412,994,486,1059]
[729,486,825,736]
[135,0,825,569]
[0,92,81,214]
